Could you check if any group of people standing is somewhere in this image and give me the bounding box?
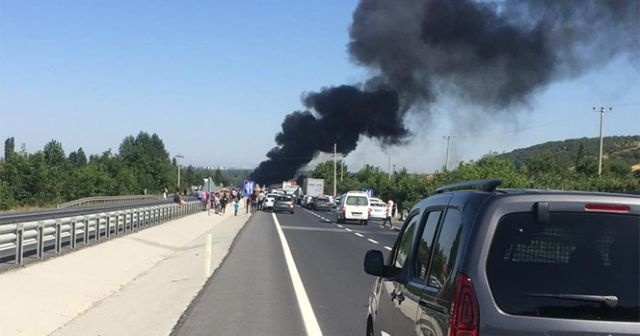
[205,189,242,216]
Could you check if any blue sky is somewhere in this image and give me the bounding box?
[1,1,638,173]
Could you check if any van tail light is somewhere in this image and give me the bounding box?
[449,273,479,336]
[585,203,630,213]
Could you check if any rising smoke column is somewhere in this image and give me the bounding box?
[349,0,638,108]
[251,0,639,185]
[250,85,408,184]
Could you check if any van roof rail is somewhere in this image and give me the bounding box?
[434,179,502,194]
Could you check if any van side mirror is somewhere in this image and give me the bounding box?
[364,250,385,276]
[364,249,401,279]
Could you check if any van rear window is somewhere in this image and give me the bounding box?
[487,212,639,322]
[346,196,368,206]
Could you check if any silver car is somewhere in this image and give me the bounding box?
[273,195,294,214]
[364,179,640,336]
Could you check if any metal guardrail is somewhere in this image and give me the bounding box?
[57,195,163,208]
[0,200,205,266]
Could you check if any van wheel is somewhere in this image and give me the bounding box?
[361,220,368,226]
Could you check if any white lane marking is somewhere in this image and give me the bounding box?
[368,239,379,244]
[272,213,323,336]
[384,246,392,251]
[354,233,364,237]
[337,224,343,228]
[344,228,352,232]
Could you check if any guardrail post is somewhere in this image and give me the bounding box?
[124,213,129,234]
[37,221,44,259]
[83,217,89,245]
[113,214,119,236]
[106,215,111,239]
[15,224,24,265]
[96,215,102,242]
[55,219,62,253]
[71,220,77,249]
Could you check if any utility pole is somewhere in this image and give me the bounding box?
[388,150,392,179]
[593,107,612,176]
[340,154,344,182]
[333,143,337,196]
[174,154,184,188]
[443,136,455,171]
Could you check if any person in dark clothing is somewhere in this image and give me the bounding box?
[220,193,229,214]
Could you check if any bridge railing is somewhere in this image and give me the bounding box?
[0,200,205,266]
[57,195,164,208]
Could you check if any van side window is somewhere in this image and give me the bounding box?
[393,214,420,269]
[428,209,463,290]
[415,211,442,282]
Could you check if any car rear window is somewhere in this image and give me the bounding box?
[487,212,639,322]
[346,196,368,206]
[276,196,291,201]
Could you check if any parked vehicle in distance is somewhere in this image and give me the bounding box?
[368,199,387,221]
[336,191,370,225]
[262,194,276,211]
[364,179,640,336]
[303,178,324,197]
[273,195,295,214]
[315,196,334,211]
[303,195,316,210]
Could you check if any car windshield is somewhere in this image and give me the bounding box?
[487,212,639,322]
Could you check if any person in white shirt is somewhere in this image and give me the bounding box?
[380,199,394,228]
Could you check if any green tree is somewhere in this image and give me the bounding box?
[604,159,631,177]
[575,157,598,176]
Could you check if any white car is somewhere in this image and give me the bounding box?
[369,200,387,220]
[262,194,276,210]
[336,191,370,225]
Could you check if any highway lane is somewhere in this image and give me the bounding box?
[277,207,399,335]
[172,206,400,336]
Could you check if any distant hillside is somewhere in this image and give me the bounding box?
[498,135,640,166]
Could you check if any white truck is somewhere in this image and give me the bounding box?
[303,178,324,197]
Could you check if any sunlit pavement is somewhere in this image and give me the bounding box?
[172,206,399,336]
[0,205,248,336]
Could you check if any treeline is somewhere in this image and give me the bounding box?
[0,133,240,210]
[499,135,640,167]
[309,151,639,214]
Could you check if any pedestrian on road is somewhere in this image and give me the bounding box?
[380,199,394,228]
[234,200,240,216]
[213,193,221,214]
[246,195,252,214]
[220,193,229,214]
[258,191,265,211]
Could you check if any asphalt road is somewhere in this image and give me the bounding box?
[172,206,400,336]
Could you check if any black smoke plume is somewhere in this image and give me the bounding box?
[251,0,639,185]
[251,85,408,184]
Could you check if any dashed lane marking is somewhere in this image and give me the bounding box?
[344,228,352,232]
[337,225,343,228]
[384,246,392,251]
[368,239,379,244]
[354,233,364,237]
